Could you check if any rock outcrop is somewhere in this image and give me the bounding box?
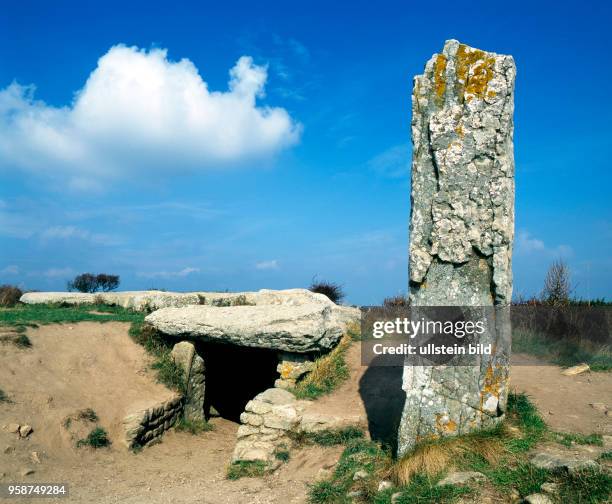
[398,40,515,455]
[146,304,347,353]
[170,342,205,422]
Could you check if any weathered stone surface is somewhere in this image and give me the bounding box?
[146,304,346,353]
[122,393,183,449]
[171,342,205,422]
[524,494,554,504]
[20,288,360,319]
[398,40,515,455]
[436,471,486,487]
[530,450,600,473]
[561,363,590,376]
[275,352,314,389]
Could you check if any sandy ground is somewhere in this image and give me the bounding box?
[0,322,610,503]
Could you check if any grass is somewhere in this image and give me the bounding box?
[513,329,612,371]
[294,334,351,400]
[0,303,144,326]
[13,333,32,348]
[309,393,612,503]
[0,388,10,403]
[290,427,365,447]
[556,432,603,447]
[76,427,110,448]
[174,417,214,434]
[226,461,267,480]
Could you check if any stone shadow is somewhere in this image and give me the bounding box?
[358,356,405,454]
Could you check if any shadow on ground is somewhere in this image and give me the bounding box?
[358,356,405,454]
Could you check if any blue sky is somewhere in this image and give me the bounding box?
[0,0,610,305]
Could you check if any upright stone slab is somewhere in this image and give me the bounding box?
[398,40,515,455]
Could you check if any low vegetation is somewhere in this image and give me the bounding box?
[513,329,612,371]
[0,388,10,403]
[382,294,408,307]
[67,273,120,293]
[290,427,365,447]
[309,393,612,503]
[309,278,345,304]
[294,334,351,400]
[226,460,267,480]
[0,285,23,307]
[0,303,144,326]
[174,417,214,435]
[77,427,111,449]
[128,321,186,393]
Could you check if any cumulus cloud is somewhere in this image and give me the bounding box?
[255,259,279,270]
[516,230,572,257]
[137,267,200,279]
[0,46,301,189]
[0,265,19,275]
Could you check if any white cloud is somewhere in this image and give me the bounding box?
[41,225,119,246]
[0,265,19,275]
[255,259,279,270]
[516,230,572,257]
[43,267,74,278]
[138,267,200,279]
[0,46,301,189]
[367,144,410,179]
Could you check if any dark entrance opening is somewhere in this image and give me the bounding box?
[200,342,279,422]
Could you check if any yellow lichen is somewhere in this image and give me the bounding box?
[435,413,458,433]
[433,54,447,103]
[455,44,496,101]
[455,124,464,137]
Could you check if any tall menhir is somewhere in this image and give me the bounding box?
[398,40,516,455]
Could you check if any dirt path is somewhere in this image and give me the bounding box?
[510,353,611,435]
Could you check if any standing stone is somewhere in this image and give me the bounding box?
[398,40,515,455]
[171,341,205,421]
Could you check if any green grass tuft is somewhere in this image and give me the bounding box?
[77,427,110,448]
[0,389,10,403]
[556,432,603,447]
[294,335,351,400]
[14,334,32,348]
[226,461,267,480]
[290,427,365,447]
[174,417,213,434]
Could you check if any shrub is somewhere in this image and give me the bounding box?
[77,427,110,448]
[67,273,120,293]
[383,294,409,307]
[294,335,351,399]
[174,417,213,434]
[541,260,572,306]
[0,389,10,403]
[0,285,23,307]
[309,278,345,304]
[226,461,267,480]
[14,334,32,348]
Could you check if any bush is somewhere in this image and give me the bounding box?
[226,461,267,480]
[383,294,408,307]
[0,285,23,307]
[77,427,110,448]
[309,278,345,304]
[67,273,120,293]
[542,260,572,306]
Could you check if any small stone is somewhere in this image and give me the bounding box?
[353,470,369,481]
[19,425,33,438]
[561,363,590,376]
[5,423,20,434]
[257,388,295,406]
[436,471,486,486]
[347,490,362,498]
[378,480,393,491]
[540,482,559,494]
[20,468,35,477]
[530,451,599,473]
[3,446,14,454]
[30,452,41,464]
[524,494,553,504]
[590,402,608,413]
[391,492,403,504]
